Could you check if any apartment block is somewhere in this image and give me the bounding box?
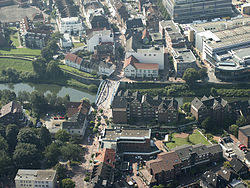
[112,91,178,124]
[164,0,232,23]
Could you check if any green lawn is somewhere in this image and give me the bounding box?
[0,58,34,73]
[0,48,41,56]
[59,64,97,78]
[73,42,85,48]
[166,129,211,150]
[10,31,20,47]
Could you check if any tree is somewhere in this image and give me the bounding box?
[61,143,83,161]
[46,61,63,79]
[39,127,52,149]
[182,102,191,113]
[229,124,239,137]
[0,135,8,152]
[0,150,11,176]
[55,130,70,142]
[69,133,81,144]
[41,47,53,61]
[223,161,231,168]
[44,143,61,166]
[210,87,217,96]
[201,117,216,132]
[236,116,247,127]
[32,57,47,78]
[13,143,40,168]
[30,91,47,117]
[5,124,19,152]
[17,128,40,146]
[55,163,67,180]
[61,178,75,188]
[198,68,207,80]
[182,68,200,85]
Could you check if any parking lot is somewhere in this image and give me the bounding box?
[219,136,247,161]
[0,5,40,22]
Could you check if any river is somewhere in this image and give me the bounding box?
[0,83,96,102]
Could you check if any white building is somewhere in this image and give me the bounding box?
[60,33,73,48]
[98,61,116,76]
[65,53,83,70]
[125,36,164,70]
[86,29,114,52]
[124,55,159,78]
[58,17,83,35]
[15,169,56,188]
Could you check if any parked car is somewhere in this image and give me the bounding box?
[53,117,58,120]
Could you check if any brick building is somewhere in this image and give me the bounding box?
[141,143,222,186]
[238,125,250,148]
[112,90,178,124]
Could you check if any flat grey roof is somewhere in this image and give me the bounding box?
[205,25,250,49]
[103,128,151,141]
[15,169,56,181]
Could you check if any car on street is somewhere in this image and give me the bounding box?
[53,117,58,120]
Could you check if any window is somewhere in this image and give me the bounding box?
[144,54,147,56]
[154,54,156,56]
[149,54,151,56]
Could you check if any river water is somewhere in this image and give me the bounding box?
[0,83,96,102]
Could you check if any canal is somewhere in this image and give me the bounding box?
[0,83,96,102]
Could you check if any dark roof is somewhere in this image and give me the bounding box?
[173,144,193,161]
[90,15,110,29]
[207,144,222,155]
[201,171,219,187]
[126,18,143,29]
[191,97,204,110]
[239,125,250,136]
[146,151,181,175]
[229,157,248,173]
[245,152,250,162]
[112,96,127,108]
[217,168,238,183]
[191,96,229,111]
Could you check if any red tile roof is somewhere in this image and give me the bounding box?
[65,53,83,65]
[133,62,158,70]
[66,100,90,118]
[95,148,116,168]
[124,55,158,70]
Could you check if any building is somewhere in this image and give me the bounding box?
[58,17,83,35]
[160,20,196,76]
[173,144,222,172]
[91,162,114,187]
[62,100,90,136]
[86,28,114,52]
[98,60,116,77]
[20,17,50,49]
[191,96,229,123]
[141,143,222,186]
[125,35,164,70]
[143,3,161,31]
[0,22,8,47]
[189,17,250,81]
[60,33,72,48]
[112,91,178,124]
[244,153,250,167]
[65,53,83,70]
[125,18,144,31]
[173,49,196,76]
[229,157,249,176]
[15,169,56,188]
[241,3,250,15]
[0,101,25,125]
[123,55,159,78]
[238,125,250,148]
[164,0,233,23]
[55,0,78,18]
[141,151,181,185]
[113,1,130,26]
[100,128,161,159]
[94,148,116,168]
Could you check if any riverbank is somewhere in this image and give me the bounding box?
[120,82,250,99]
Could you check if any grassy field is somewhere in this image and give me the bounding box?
[59,64,97,78]
[166,129,211,150]
[10,31,20,47]
[0,48,41,56]
[0,58,34,73]
[73,42,85,48]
